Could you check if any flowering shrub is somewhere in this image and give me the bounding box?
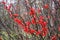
[0,0,60,40]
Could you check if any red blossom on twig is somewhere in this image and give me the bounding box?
[24,27,29,33]
[25,21,31,27]
[36,30,41,36]
[29,29,36,34]
[2,1,6,4]
[38,19,44,25]
[14,18,22,25]
[31,17,36,25]
[43,4,49,9]
[39,16,44,20]
[41,27,48,37]
[42,21,47,27]
[29,7,35,16]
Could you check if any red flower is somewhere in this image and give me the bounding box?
[39,17,44,25]
[14,18,22,25]
[38,17,47,27]
[42,31,47,37]
[14,18,25,28]
[4,4,12,11]
[41,27,48,37]
[36,30,41,36]
[2,1,6,4]
[30,29,36,34]
[25,21,31,27]
[38,19,44,25]
[42,27,48,32]
[39,16,44,20]
[24,27,29,33]
[29,7,35,15]
[7,5,11,10]
[42,21,47,27]
[51,35,57,40]
[43,4,49,9]
[31,18,36,25]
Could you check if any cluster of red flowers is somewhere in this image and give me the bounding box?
[19,7,48,36]
[2,1,58,39]
[7,7,48,37]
